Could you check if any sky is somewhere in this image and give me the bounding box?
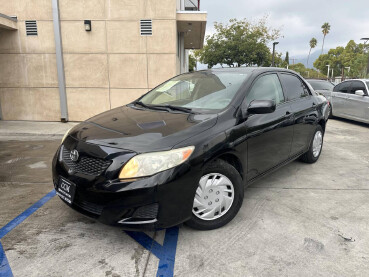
[199,0,369,66]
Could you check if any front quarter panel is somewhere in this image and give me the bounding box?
[174,106,247,182]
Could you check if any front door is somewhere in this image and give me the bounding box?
[345,80,369,122]
[244,73,294,181]
[332,81,351,117]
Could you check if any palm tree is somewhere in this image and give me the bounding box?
[321,22,331,55]
[307,38,317,68]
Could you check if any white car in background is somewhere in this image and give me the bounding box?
[331,79,369,123]
[308,79,369,123]
[306,79,334,119]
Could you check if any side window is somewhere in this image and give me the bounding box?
[279,73,309,101]
[351,81,367,94]
[334,81,351,93]
[333,83,341,92]
[245,74,284,105]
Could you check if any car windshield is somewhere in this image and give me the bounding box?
[138,71,249,112]
[307,80,334,91]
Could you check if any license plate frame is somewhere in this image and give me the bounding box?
[56,177,76,205]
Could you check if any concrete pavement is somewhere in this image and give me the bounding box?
[0,118,369,276]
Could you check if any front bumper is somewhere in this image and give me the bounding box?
[52,141,201,230]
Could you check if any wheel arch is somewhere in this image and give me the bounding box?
[318,118,326,133]
[205,151,244,181]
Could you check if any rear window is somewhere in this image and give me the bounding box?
[307,80,334,91]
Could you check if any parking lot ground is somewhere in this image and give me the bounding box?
[1,118,369,276]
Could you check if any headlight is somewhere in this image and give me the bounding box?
[119,146,195,179]
[61,128,72,144]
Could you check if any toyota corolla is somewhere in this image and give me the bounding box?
[52,67,328,230]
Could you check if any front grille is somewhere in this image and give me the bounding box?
[74,199,104,216]
[62,147,111,176]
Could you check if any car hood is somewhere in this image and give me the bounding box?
[69,105,218,153]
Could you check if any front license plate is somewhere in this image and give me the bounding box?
[56,177,76,204]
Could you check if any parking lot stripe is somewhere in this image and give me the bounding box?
[156,227,179,277]
[126,226,179,277]
[0,190,56,240]
[0,189,179,276]
[0,242,13,277]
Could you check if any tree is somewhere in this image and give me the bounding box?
[272,52,287,68]
[321,22,331,55]
[285,51,289,65]
[194,17,281,68]
[314,40,369,78]
[289,63,323,78]
[307,38,317,67]
[189,53,196,72]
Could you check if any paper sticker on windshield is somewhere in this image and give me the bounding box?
[156,81,180,92]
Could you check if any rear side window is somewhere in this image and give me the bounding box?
[307,80,334,91]
[351,81,367,94]
[333,81,351,93]
[245,74,284,105]
[279,74,309,101]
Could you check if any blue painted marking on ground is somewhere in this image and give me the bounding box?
[126,226,179,277]
[0,240,13,276]
[0,190,56,240]
[0,190,56,276]
[156,227,179,277]
[0,188,179,276]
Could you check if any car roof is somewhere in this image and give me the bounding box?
[306,79,331,82]
[340,79,369,83]
[197,67,300,75]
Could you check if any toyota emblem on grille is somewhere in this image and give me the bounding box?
[70,149,79,162]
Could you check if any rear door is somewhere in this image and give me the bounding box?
[245,73,294,181]
[332,81,352,116]
[279,73,317,156]
[345,80,369,121]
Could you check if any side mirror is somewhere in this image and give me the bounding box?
[247,100,276,114]
[355,90,365,96]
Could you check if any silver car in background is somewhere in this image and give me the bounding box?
[306,79,334,117]
[308,79,369,124]
[331,79,369,123]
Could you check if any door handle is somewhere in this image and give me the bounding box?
[312,102,316,106]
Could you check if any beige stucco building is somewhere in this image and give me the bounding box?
[0,0,206,121]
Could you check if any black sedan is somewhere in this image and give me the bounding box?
[52,67,329,230]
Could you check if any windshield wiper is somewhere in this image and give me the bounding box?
[133,101,169,112]
[134,101,194,114]
[158,104,194,113]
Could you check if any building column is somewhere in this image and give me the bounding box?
[52,0,68,122]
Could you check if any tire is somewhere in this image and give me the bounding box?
[185,159,244,230]
[300,125,324,164]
